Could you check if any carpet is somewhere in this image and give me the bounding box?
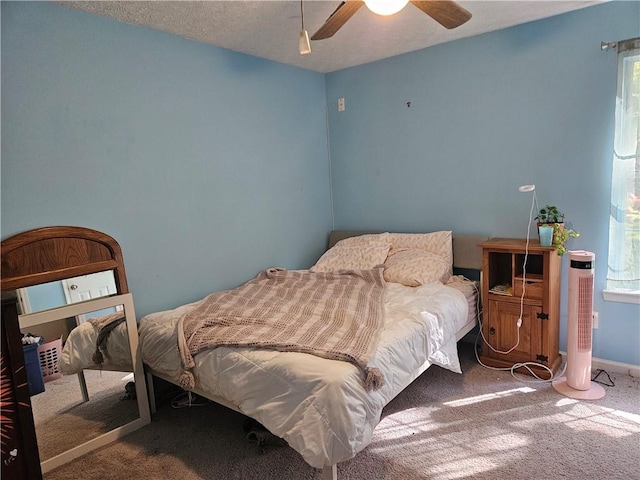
[44,342,640,479]
[31,370,138,461]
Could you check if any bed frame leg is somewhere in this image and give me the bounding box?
[77,371,89,402]
[146,371,157,415]
[321,464,337,480]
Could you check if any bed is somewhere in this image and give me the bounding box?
[138,230,486,480]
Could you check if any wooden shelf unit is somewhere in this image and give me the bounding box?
[478,238,562,378]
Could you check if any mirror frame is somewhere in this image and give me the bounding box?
[19,293,151,473]
[1,226,150,473]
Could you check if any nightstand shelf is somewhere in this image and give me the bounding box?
[478,238,562,378]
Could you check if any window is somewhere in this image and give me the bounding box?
[605,37,640,303]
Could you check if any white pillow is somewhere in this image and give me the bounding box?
[388,231,453,280]
[334,232,391,247]
[383,248,451,286]
[310,235,391,272]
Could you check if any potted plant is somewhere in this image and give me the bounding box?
[536,205,564,224]
[535,205,579,256]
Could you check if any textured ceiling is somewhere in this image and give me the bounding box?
[57,1,605,73]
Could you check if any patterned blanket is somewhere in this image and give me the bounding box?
[177,267,386,391]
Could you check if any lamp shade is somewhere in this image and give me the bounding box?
[364,0,409,16]
[299,30,311,55]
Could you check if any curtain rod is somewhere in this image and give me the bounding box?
[602,37,640,52]
[600,41,617,51]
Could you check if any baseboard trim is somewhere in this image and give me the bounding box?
[559,351,640,377]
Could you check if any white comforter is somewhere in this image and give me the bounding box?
[138,280,469,469]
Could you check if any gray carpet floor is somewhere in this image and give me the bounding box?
[32,370,137,461]
[44,342,640,479]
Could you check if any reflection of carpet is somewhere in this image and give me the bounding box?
[31,371,139,461]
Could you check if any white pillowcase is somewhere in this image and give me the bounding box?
[310,244,390,273]
[383,248,451,286]
[388,231,452,259]
[335,232,391,247]
[311,233,391,272]
[310,231,453,281]
[388,231,453,281]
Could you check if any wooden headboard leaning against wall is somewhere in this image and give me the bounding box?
[1,225,129,293]
[327,231,488,279]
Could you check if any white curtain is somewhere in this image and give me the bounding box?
[607,38,640,292]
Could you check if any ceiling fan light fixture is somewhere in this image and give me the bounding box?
[298,0,311,55]
[364,0,409,16]
[299,29,311,55]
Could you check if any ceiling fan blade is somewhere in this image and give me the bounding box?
[410,1,472,29]
[311,1,364,41]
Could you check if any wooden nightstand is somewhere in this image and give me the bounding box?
[478,238,562,378]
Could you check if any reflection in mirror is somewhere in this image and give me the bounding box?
[18,294,150,473]
[16,270,117,315]
[31,366,137,462]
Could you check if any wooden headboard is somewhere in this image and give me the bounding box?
[327,231,488,271]
[1,226,128,293]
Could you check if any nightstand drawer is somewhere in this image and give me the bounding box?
[514,278,543,300]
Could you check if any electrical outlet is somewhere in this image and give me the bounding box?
[338,97,345,112]
[592,311,599,329]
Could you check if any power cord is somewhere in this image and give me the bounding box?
[453,273,565,383]
[592,369,615,387]
[474,318,567,382]
[475,186,568,382]
[480,189,536,356]
[171,390,209,408]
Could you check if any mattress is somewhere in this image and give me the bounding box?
[139,278,474,468]
[446,275,480,329]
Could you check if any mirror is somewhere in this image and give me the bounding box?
[17,271,118,315]
[18,294,150,473]
[1,226,148,476]
[16,271,121,362]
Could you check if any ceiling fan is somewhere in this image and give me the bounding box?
[311,0,472,41]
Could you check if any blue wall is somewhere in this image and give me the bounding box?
[2,2,638,365]
[326,1,640,365]
[1,2,332,318]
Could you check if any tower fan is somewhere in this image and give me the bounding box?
[552,251,606,400]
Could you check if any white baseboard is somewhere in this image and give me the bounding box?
[559,351,640,377]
